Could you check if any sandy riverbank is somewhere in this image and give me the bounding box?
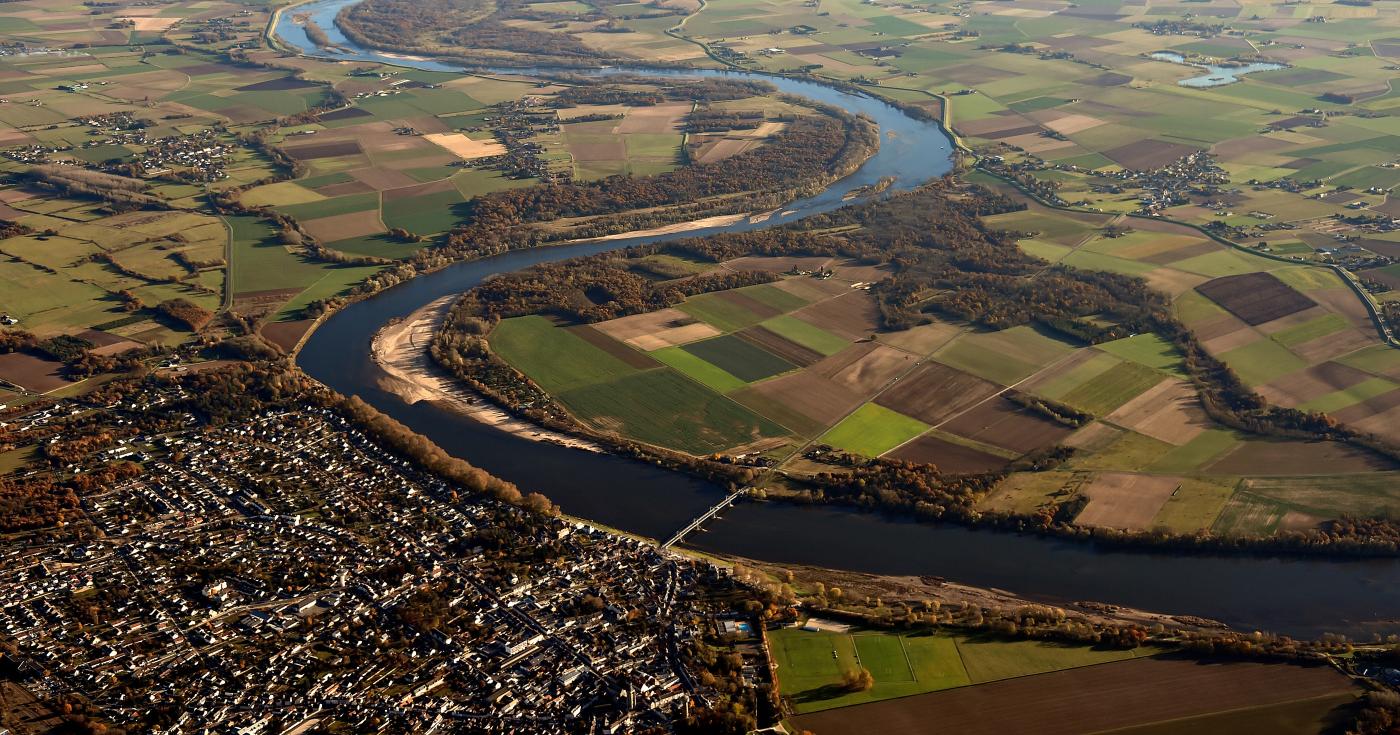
[370,296,602,452]
[579,212,751,242]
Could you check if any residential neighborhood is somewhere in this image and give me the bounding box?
[0,385,769,734]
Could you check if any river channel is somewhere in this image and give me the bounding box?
[280,0,1399,639]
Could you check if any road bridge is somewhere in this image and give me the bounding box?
[661,489,747,549]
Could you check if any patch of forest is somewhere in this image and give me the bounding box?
[549,78,774,107]
[335,0,634,66]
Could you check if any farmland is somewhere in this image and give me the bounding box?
[481,225,1400,541]
[788,653,1358,735]
[660,0,1400,331]
[769,624,1163,714]
[0,2,404,355]
[490,313,789,454]
[0,2,806,367]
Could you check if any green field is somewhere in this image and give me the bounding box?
[761,315,851,356]
[1271,319,1351,353]
[1218,338,1309,387]
[771,626,1161,714]
[681,334,796,382]
[1297,377,1399,414]
[1056,358,1165,416]
[677,292,769,332]
[1149,477,1238,532]
[558,368,788,453]
[382,189,466,234]
[1147,430,1241,474]
[490,316,640,393]
[818,403,930,457]
[954,327,1075,378]
[227,215,383,320]
[740,283,810,313]
[652,345,747,393]
[1096,334,1186,376]
[933,339,1038,385]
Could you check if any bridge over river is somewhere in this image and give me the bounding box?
[662,489,747,549]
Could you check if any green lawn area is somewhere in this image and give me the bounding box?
[1062,249,1159,277]
[1211,493,1290,536]
[771,626,1161,714]
[325,234,427,260]
[1222,474,1400,523]
[818,403,930,457]
[1168,249,1272,278]
[981,210,1098,245]
[228,215,323,294]
[934,339,1037,385]
[1018,238,1073,263]
[1069,430,1176,471]
[558,368,788,454]
[451,168,539,199]
[931,326,1076,386]
[955,636,1158,683]
[490,315,640,393]
[272,264,384,321]
[0,259,119,332]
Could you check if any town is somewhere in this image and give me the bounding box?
[0,377,769,734]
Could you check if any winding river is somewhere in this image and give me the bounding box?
[280,0,1399,639]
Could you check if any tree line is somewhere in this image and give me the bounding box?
[550,78,773,108]
[28,164,165,211]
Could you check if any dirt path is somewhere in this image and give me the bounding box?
[370,296,603,452]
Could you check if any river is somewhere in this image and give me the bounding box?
[281,0,1399,639]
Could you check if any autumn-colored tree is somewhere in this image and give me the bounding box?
[841,667,874,692]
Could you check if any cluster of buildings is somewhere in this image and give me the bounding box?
[0,112,231,181]
[3,142,72,164]
[480,98,565,182]
[1,394,763,733]
[981,148,1234,216]
[134,128,234,181]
